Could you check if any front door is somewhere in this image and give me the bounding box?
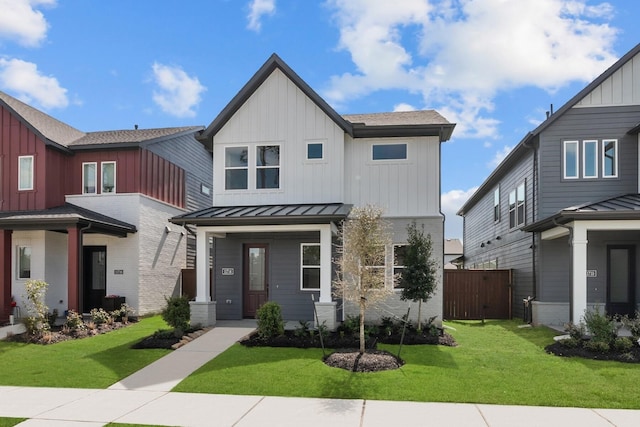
[607,245,635,317]
[243,244,269,318]
[83,246,106,312]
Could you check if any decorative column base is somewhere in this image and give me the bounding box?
[190,301,217,327]
[314,301,337,331]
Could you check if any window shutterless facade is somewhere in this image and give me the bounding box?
[493,187,500,222]
[563,140,578,179]
[18,155,34,191]
[82,162,97,194]
[101,161,116,193]
[17,246,31,279]
[393,244,407,289]
[562,138,618,180]
[583,140,598,178]
[602,139,618,178]
[509,181,525,229]
[225,146,248,190]
[300,243,320,290]
[256,145,280,189]
[372,143,407,160]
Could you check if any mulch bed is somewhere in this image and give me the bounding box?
[3,321,133,345]
[324,349,404,372]
[546,340,640,363]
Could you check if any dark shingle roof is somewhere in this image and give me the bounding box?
[343,110,450,126]
[171,203,352,226]
[69,126,203,147]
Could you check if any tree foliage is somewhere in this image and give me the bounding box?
[399,221,438,330]
[333,205,393,353]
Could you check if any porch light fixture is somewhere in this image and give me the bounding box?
[480,243,485,248]
[496,236,501,240]
[486,240,491,245]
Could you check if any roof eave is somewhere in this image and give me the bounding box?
[351,123,456,141]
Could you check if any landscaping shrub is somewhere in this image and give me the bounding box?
[583,308,617,344]
[256,301,284,339]
[64,310,86,332]
[90,308,112,325]
[162,295,191,335]
[564,321,586,340]
[621,311,640,340]
[558,337,580,348]
[584,339,610,353]
[613,337,634,353]
[294,320,310,338]
[23,280,50,337]
[341,315,360,335]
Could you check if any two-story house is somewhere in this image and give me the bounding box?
[458,43,640,326]
[0,91,212,323]
[170,54,455,329]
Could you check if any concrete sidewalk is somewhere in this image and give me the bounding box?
[1,320,639,426]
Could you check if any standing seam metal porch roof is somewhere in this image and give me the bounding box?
[170,203,352,226]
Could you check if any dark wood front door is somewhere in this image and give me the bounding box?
[607,245,635,317]
[83,246,106,312]
[243,244,269,318]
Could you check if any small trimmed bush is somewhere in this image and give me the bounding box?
[162,295,191,335]
[621,311,640,340]
[613,337,634,352]
[584,339,610,353]
[583,308,616,344]
[256,302,284,339]
[558,337,580,348]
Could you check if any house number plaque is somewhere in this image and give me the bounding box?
[586,270,597,278]
[222,268,235,276]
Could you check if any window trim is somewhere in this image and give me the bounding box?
[563,140,579,179]
[18,155,34,191]
[493,187,500,223]
[82,162,97,194]
[224,145,249,191]
[255,144,280,190]
[17,245,31,279]
[372,143,408,161]
[306,142,324,160]
[393,244,406,290]
[101,161,116,193]
[602,139,618,178]
[582,140,598,179]
[300,243,321,291]
[509,181,526,229]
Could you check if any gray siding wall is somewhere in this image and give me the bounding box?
[537,105,640,218]
[538,237,571,302]
[462,149,535,319]
[147,134,213,267]
[213,232,320,321]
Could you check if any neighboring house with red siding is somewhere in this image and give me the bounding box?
[0,91,212,322]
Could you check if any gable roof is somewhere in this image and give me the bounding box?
[199,54,353,144]
[0,90,203,151]
[444,238,463,255]
[458,42,640,216]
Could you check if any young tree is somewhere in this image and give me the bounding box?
[399,221,438,331]
[334,205,393,354]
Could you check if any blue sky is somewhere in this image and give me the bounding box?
[1,0,639,239]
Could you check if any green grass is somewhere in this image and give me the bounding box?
[0,316,171,388]
[174,320,640,409]
[0,418,25,427]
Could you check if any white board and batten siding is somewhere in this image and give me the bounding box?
[214,68,345,206]
[575,52,640,108]
[344,135,441,218]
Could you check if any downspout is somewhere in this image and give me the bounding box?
[524,136,538,322]
[553,218,574,321]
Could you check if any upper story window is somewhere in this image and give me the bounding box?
[372,143,407,160]
[583,140,598,178]
[307,142,324,160]
[603,139,618,178]
[493,187,500,222]
[225,146,248,190]
[18,156,34,191]
[300,243,320,290]
[509,181,525,229]
[83,163,97,194]
[102,162,116,193]
[256,145,280,189]
[563,141,578,179]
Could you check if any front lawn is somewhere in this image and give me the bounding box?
[174,320,640,409]
[0,316,171,388]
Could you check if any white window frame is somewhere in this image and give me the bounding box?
[582,140,598,178]
[509,181,526,229]
[101,161,116,193]
[372,143,408,161]
[82,162,97,194]
[393,244,407,290]
[255,145,280,190]
[493,187,500,222]
[18,155,34,191]
[224,146,249,190]
[300,243,321,291]
[17,245,31,279]
[563,140,579,179]
[602,139,618,178]
[306,141,324,161]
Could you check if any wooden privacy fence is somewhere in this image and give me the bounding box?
[443,269,512,320]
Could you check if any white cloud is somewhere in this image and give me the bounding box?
[488,145,514,169]
[442,187,478,239]
[151,63,206,118]
[326,0,618,139]
[0,0,56,47]
[247,0,276,32]
[0,58,68,108]
[393,102,416,112]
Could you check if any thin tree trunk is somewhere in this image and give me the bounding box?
[417,300,423,332]
[359,301,365,354]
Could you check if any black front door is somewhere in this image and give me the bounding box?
[83,246,106,312]
[607,245,635,317]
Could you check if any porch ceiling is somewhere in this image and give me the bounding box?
[170,203,352,226]
[0,203,137,237]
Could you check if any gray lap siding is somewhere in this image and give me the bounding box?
[213,232,319,321]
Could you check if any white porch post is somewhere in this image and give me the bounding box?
[572,223,588,325]
[191,227,216,327]
[319,224,332,303]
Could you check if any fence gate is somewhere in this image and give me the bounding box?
[443,270,512,320]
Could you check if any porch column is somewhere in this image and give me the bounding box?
[571,223,588,325]
[191,227,216,327]
[0,230,12,322]
[319,224,332,302]
[67,226,81,312]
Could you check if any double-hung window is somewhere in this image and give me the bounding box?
[300,244,320,290]
[18,156,34,191]
[493,187,500,222]
[102,161,116,193]
[256,145,280,189]
[83,162,97,194]
[563,141,578,179]
[509,182,526,229]
[393,244,407,289]
[225,147,248,190]
[603,139,618,178]
[17,246,31,279]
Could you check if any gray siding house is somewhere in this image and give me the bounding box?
[458,43,640,326]
[171,54,455,329]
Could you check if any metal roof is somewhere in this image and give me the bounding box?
[0,203,137,237]
[523,194,640,232]
[170,203,352,226]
